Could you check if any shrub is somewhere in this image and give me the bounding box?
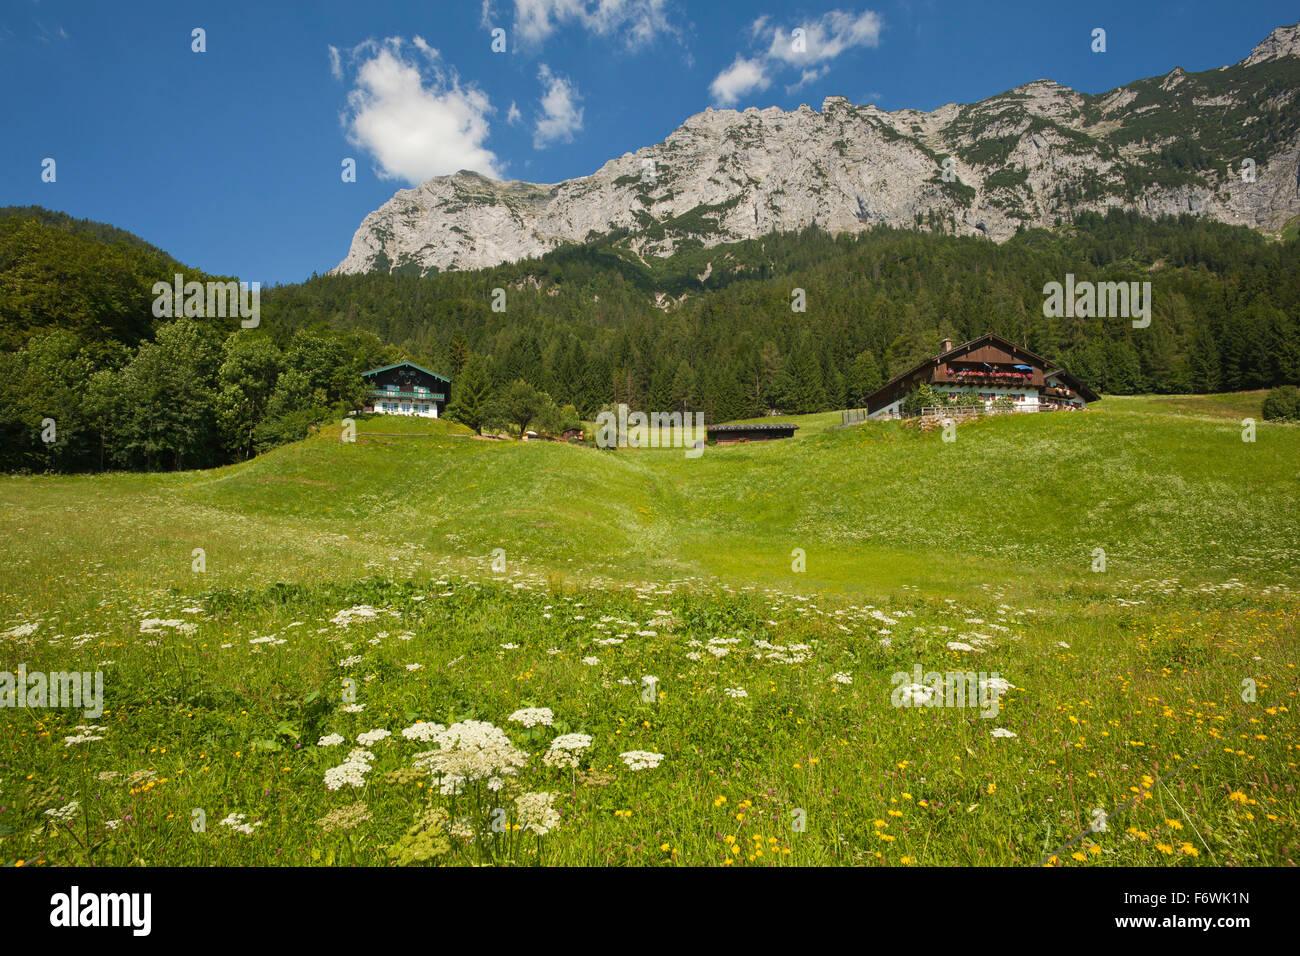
[1261,386,1300,422]
[900,383,939,417]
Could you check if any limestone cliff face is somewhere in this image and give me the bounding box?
[334,24,1300,276]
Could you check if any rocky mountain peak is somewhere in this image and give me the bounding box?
[333,23,1300,277]
[1240,22,1300,66]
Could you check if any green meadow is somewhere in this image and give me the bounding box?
[1,395,1297,866]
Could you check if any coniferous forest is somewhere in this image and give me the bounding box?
[2,204,1298,472]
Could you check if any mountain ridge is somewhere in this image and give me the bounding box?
[334,23,1300,276]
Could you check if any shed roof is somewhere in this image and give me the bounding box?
[361,361,451,383]
[707,423,800,432]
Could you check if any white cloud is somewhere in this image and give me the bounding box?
[507,100,523,125]
[501,0,675,49]
[786,66,830,95]
[410,35,439,60]
[709,8,883,107]
[533,64,583,147]
[709,56,771,107]
[764,9,883,65]
[337,36,501,183]
[33,21,71,43]
[327,45,342,80]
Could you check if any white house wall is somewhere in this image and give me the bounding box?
[936,386,1038,404]
[373,404,439,418]
[869,399,903,420]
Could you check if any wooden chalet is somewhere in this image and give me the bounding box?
[361,361,451,419]
[865,334,1099,418]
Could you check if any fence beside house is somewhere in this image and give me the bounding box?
[917,404,1042,424]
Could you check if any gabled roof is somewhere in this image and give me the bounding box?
[925,333,1052,378]
[361,360,451,383]
[863,333,1099,410]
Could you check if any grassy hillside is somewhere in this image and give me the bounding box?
[8,206,1300,478]
[6,396,1293,601]
[1097,390,1271,421]
[1,401,1296,867]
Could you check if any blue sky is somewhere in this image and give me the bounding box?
[2,0,1295,285]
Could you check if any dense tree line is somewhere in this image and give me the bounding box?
[1,206,1297,473]
[0,320,394,472]
[262,209,1300,426]
[0,208,402,471]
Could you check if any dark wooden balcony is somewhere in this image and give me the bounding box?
[370,389,445,402]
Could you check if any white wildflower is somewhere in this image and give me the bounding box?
[331,605,379,627]
[543,733,593,769]
[619,750,664,771]
[515,791,561,835]
[44,799,80,822]
[400,721,447,742]
[412,720,528,795]
[897,683,934,706]
[980,676,1012,697]
[508,707,554,728]
[218,811,264,835]
[324,747,375,791]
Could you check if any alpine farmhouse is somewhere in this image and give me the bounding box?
[361,361,451,418]
[865,334,1100,418]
